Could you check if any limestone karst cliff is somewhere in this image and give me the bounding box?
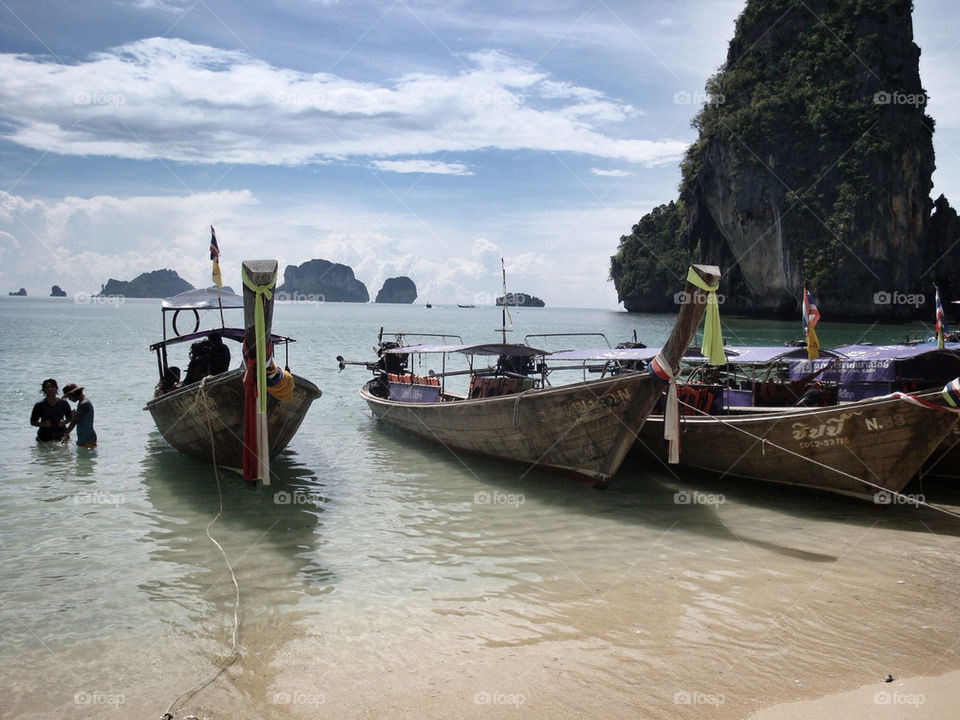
[612,0,953,319]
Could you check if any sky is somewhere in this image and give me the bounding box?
[1,0,958,308]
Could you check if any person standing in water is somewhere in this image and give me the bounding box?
[30,378,72,442]
[61,383,97,448]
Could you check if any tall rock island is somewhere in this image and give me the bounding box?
[611,0,956,318]
[375,276,417,303]
[99,269,193,297]
[278,259,369,302]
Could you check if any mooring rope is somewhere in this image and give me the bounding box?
[161,379,242,720]
[672,392,960,521]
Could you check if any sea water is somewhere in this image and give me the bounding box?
[2,296,960,719]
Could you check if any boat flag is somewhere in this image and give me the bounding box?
[935,283,945,349]
[210,225,222,289]
[802,285,820,360]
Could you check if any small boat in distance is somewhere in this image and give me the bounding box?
[145,260,321,482]
[457,303,475,308]
[339,265,721,485]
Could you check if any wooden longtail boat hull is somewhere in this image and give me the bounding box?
[145,368,320,466]
[635,392,959,500]
[360,264,722,485]
[362,372,666,483]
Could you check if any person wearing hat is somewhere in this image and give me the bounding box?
[30,378,72,442]
[61,383,97,448]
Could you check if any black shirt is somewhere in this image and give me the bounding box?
[31,399,72,442]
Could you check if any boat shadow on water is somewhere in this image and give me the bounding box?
[138,433,335,595]
[365,419,960,566]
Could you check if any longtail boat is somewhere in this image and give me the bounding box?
[144,260,321,482]
[563,343,959,499]
[340,265,722,486]
[635,389,959,500]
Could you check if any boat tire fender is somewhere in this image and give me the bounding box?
[172,309,201,337]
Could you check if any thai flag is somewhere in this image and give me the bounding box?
[936,284,944,348]
[210,225,220,261]
[802,286,820,333]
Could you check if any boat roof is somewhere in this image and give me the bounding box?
[384,342,545,357]
[545,345,842,364]
[161,287,243,310]
[829,342,960,360]
[150,326,295,351]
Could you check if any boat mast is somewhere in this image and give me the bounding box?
[500,258,509,344]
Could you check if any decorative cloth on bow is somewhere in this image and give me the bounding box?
[649,353,681,463]
[242,265,274,414]
[686,267,725,365]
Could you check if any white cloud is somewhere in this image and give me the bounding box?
[371,159,473,175]
[0,188,638,308]
[590,168,631,177]
[0,38,687,167]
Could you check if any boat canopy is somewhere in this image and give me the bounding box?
[787,342,960,384]
[149,326,295,351]
[546,347,663,362]
[161,287,243,310]
[717,346,845,365]
[384,342,545,357]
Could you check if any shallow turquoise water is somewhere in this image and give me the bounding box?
[2,296,960,719]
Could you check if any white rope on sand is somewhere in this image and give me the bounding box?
[161,380,242,720]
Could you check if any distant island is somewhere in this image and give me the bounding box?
[497,292,545,308]
[99,269,194,298]
[8,288,26,296]
[375,276,417,304]
[278,259,369,302]
[50,285,66,297]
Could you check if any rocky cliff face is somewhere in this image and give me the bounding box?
[99,269,193,298]
[375,276,417,303]
[612,0,952,319]
[278,259,369,302]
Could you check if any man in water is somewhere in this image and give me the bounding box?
[30,378,72,442]
[61,383,97,448]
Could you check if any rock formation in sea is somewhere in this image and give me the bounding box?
[375,276,418,304]
[610,0,954,319]
[50,285,66,297]
[277,259,369,302]
[496,292,545,308]
[99,269,194,298]
[8,288,27,296]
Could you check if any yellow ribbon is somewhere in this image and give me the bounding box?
[686,266,725,365]
[242,266,275,413]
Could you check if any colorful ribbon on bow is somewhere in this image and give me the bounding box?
[649,353,680,463]
[242,265,274,413]
[686,266,725,366]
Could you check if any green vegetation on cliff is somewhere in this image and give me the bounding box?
[610,202,691,312]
